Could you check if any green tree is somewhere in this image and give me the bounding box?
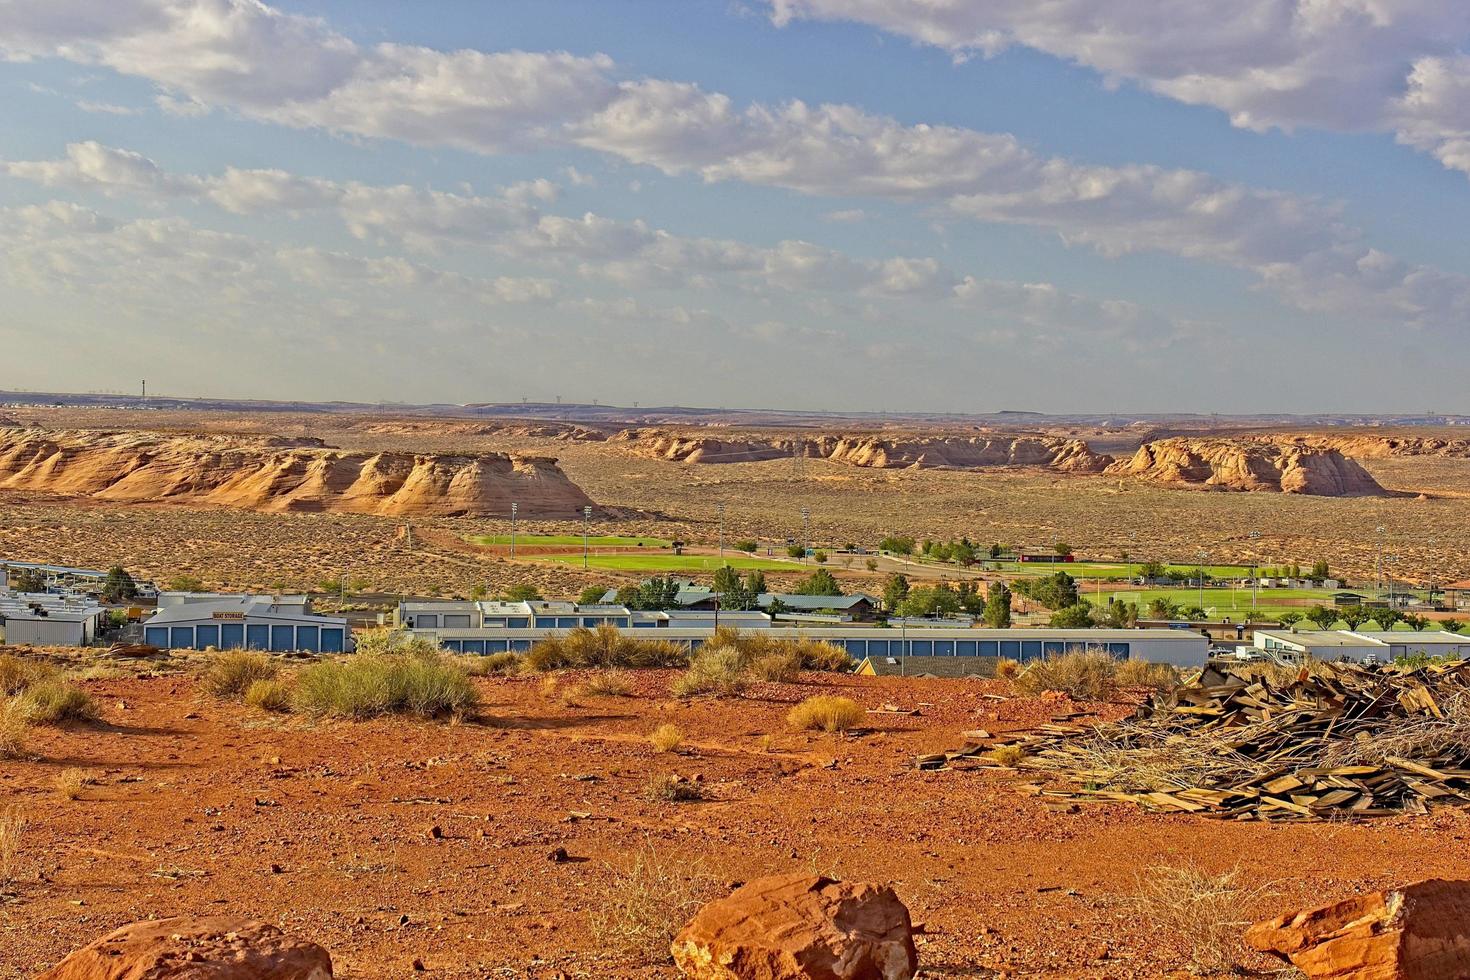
[1277,611,1305,628]
[1310,559,1330,582]
[168,573,205,593]
[955,581,986,615]
[1443,619,1465,634]
[1402,613,1431,631]
[1139,561,1167,581]
[882,573,910,612]
[1146,597,1180,620]
[470,583,488,601]
[712,565,742,596]
[989,542,1004,560]
[1054,541,1073,557]
[1013,571,1078,611]
[502,583,542,602]
[1180,606,1207,621]
[743,570,767,596]
[1339,606,1371,630]
[634,576,681,610]
[864,558,878,572]
[786,544,805,559]
[733,539,759,553]
[1305,605,1339,630]
[897,585,962,619]
[951,540,977,566]
[1373,609,1403,630]
[793,567,842,597]
[10,567,46,593]
[100,566,139,603]
[983,581,1012,628]
[812,550,829,564]
[879,535,915,556]
[1049,603,1095,628]
[1098,598,1138,628]
[614,583,641,608]
[577,585,606,605]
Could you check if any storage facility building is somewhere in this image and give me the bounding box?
[144,596,349,652]
[0,593,106,646]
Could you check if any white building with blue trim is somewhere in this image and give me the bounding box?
[144,595,349,652]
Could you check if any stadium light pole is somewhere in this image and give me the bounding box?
[1196,550,1209,612]
[801,507,810,561]
[510,502,518,559]
[1249,531,1261,614]
[583,505,592,571]
[1375,525,1385,597]
[717,503,725,558]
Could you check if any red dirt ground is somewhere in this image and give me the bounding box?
[5,666,1470,978]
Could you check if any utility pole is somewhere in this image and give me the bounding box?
[801,508,811,561]
[1196,549,1209,613]
[1249,531,1261,615]
[510,502,518,558]
[582,505,592,570]
[1375,525,1386,597]
[141,380,146,401]
[717,503,725,557]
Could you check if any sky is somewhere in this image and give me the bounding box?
[1,1,1468,414]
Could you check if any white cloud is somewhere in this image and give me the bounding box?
[767,1,1470,179]
[3,1,1461,327]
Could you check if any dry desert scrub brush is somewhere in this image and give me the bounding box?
[644,772,705,802]
[994,658,1021,680]
[0,698,29,759]
[576,669,635,698]
[14,679,98,725]
[292,648,478,720]
[672,646,750,698]
[0,654,52,695]
[203,652,278,700]
[243,678,293,713]
[54,768,92,800]
[0,806,23,891]
[588,846,715,963]
[1133,863,1271,975]
[787,695,866,733]
[1114,659,1182,692]
[648,723,683,753]
[1014,650,1118,701]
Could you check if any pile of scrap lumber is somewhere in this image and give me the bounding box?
[920,660,1470,821]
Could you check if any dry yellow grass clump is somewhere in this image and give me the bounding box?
[0,806,23,891]
[1014,651,1118,701]
[588,847,714,962]
[1134,863,1268,975]
[0,699,29,760]
[648,723,683,754]
[54,768,94,800]
[203,652,278,700]
[244,678,293,712]
[787,695,865,733]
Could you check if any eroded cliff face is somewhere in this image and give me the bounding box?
[611,429,1113,472]
[1105,438,1389,496]
[0,429,596,516]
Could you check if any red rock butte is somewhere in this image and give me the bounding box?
[0,427,597,517]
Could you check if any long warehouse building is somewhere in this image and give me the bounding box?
[404,621,1210,666]
[144,595,350,652]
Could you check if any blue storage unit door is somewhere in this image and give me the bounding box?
[169,626,194,649]
[867,640,888,656]
[510,639,532,652]
[1108,643,1130,659]
[145,626,169,648]
[843,639,866,657]
[245,624,269,650]
[999,640,1020,659]
[220,622,245,649]
[957,640,977,656]
[195,624,220,649]
[269,625,294,652]
[296,625,320,652]
[442,639,463,652]
[320,628,344,653]
[1022,641,1042,661]
[911,640,932,655]
[934,639,955,656]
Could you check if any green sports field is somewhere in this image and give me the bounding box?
[468,534,673,548]
[525,553,794,572]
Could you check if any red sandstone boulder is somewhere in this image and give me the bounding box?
[36,916,332,979]
[671,874,917,980]
[1245,879,1470,978]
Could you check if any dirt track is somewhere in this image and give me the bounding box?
[5,665,1470,978]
